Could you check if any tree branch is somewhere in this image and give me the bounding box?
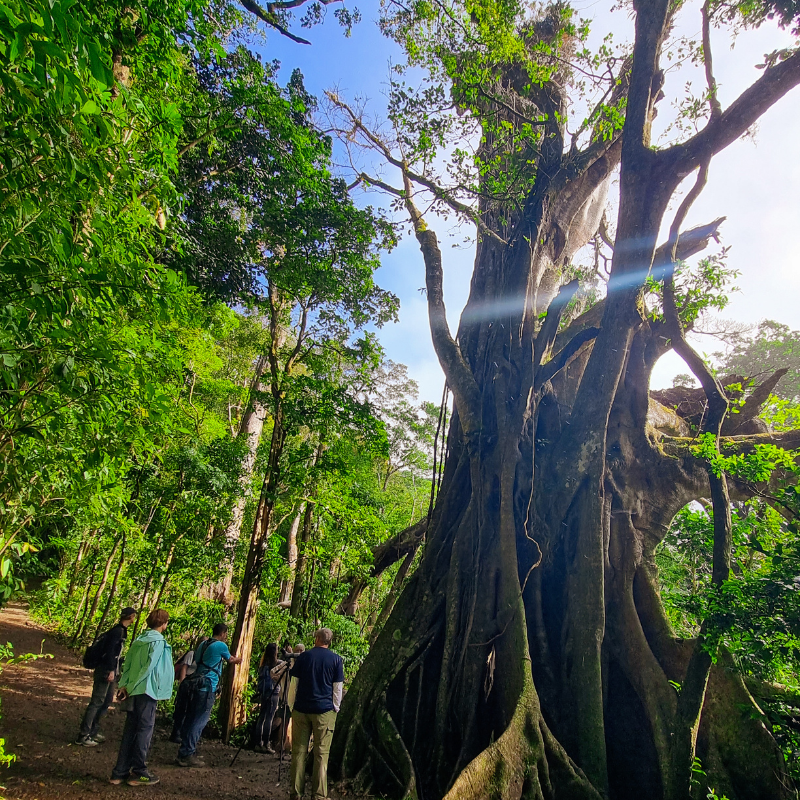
[701,0,723,121]
[326,92,507,245]
[671,48,800,176]
[403,176,481,439]
[535,326,599,392]
[237,0,313,43]
[726,368,789,434]
[533,279,580,370]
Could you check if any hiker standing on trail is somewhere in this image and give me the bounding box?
[169,635,209,743]
[250,643,285,753]
[175,622,241,767]
[76,606,137,747]
[288,628,344,800]
[110,608,173,787]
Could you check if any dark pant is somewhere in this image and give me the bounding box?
[79,668,116,739]
[177,689,215,758]
[251,691,280,748]
[170,680,191,740]
[111,694,157,780]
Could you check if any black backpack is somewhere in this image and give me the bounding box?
[82,629,111,670]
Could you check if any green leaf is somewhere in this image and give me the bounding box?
[80,99,100,115]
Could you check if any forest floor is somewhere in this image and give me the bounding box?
[0,602,341,800]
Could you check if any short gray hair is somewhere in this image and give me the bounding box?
[315,628,333,646]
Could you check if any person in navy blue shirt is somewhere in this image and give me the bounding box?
[175,622,241,767]
[288,628,344,800]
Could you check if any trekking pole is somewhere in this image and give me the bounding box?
[229,697,262,768]
[276,669,291,783]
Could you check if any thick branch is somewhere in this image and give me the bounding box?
[337,516,428,616]
[672,48,800,176]
[327,93,507,245]
[238,0,313,43]
[745,678,800,708]
[661,429,800,460]
[626,0,672,153]
[534,279,580,369]
[403,179,481,438]
[726,368,789,433]
[701,1,723,121]
[536,327,599,392]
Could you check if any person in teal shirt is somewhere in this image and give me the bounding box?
[110,609,173,787]
[175,622,241,767]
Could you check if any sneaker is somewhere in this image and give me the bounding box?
[92,733,106,743]
[265,744,275,754]
[75,736,98,747]
[253,744,266,754]
[109,776,128,785]
[127,774,160,787]
[175,755,205,768]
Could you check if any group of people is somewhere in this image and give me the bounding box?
[76,607,344,800]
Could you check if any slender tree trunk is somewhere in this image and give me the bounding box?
[218,403,287,737]
[66,533,92,602]
[301,553,317,622]
[95,533,127,638]
[278,505,304,606]
[72,557,100,644]
[130,534,166,640]
[78,536,121,639]
[152,535,183,610]
[208,354,270,603]
[290,498,316,618]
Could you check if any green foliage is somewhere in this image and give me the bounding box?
[646,251,739,328]
[714,320,800,402]
[711,0,800,35]
[0,643,52,765]
[658,498,800,780]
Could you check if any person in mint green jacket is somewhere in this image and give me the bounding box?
[109,609,173,787]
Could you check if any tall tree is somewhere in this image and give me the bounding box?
[324,2,800,798]
[179,67,402,728]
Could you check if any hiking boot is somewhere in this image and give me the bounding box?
[168,733,182,744]
[127,773,160,786]
[175,755,205,768]
[75,736,98,747]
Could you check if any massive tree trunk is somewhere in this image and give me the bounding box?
[329,3,800,799]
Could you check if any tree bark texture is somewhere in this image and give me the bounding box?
[278,506,304,606]
[328,4,800,799]
[207,354,270,604]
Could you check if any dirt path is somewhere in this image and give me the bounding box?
[0,603,318,800]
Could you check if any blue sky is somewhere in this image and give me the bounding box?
[257,1,800,403]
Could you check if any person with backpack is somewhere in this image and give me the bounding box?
[109,609,173,787]
[76,607,137,747]
[169,636,209,743]
[250,643,285,753]
[175,622,241,767]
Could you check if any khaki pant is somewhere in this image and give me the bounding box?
[289,709,337,799]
